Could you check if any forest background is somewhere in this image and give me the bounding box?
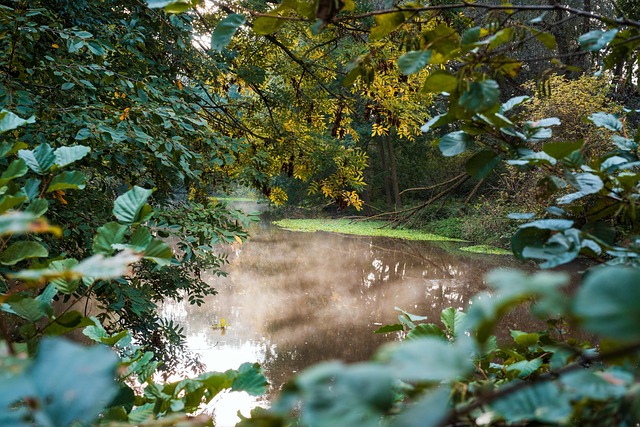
[1,0,640,426]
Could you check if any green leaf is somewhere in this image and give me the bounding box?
[4,297,46,322]
[143,239,173,266]
[0,240,48,265]
[465,150,499,179]
[49,259,80,294]
[519,219,573,231]
[73,251,141,279]
[532,30,557,49]
[25,198,49,217]
[5,338,118,426]
[492,382,571,424]
[54,145,91,168]
[560,369,631,400]
[0,110,35,134]
[439,131,472,156]
[294,361,394,427]
[147,0,197,13]
[382,337,473,382]
[61,82,75,90]
[588,112,622,131]
[392,387,451,427]
[459,80,500,113]
[422,70,457,93]
[557,173,604,204]
[506,358,543,378]
[573,266,640,342]
[406,323,447,340]
[440,307,466,339]
[512,330,540,347]
[500,95,530,113]
[46,171,86,192]
[253,16,286,35]
[93,222,127,255]
[397,50,431,75]
[44,311,93,336]
[578,29,618,51]
[113,186,153,225]
[542,140,584,159]
[374,323,403,334]
[0,159,28,186]
[18,143,56,175]
[231,363,268,396]
[211,14,245,51]
[370,12,405,40]
[612,135,637,151]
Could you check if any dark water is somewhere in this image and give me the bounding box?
[161,220,584,425]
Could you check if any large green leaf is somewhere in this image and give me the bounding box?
[46,171,86,192]
[557,173,604,204]
[0,240,48,265]
[397,50,431,75]
[465,150,499,179]
[18,143,56,175]
[491,382,572,424]
[143,238,173,266]
[0,338,118,426]
[391,387,451,427]
[54,145,91,168]
[231,363,268,396]
[113,186,153,225]
[253,16,286,35]
[3,296,47,322]
[422,70,457,93]
[542,140,584,160]
[0,159,28,186]
[93,222,127,255]
[0,110,35,134]
[147,0,197,13]
[440,307,467,339]
[459,80,500,113]
[293,362,395,427]
[49,259,81,294]
[73,251,142,279]
[382,337,473,382]
[439,131,473,156]
[406,323,447,340]
[573,266,640,341]
[211,14,245,51]
[587,112,622,131]
[578,29,618,51]
[370,12,405,40]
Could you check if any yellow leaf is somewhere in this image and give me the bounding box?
[52,43,59,49]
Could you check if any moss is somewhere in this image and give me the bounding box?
[272,218,467,242]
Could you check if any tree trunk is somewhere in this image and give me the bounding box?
[386,136,402,210]
[378,138,393,211]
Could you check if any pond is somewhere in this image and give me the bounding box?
[160,218,585,426]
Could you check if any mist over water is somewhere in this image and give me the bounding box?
[161,220,578,425]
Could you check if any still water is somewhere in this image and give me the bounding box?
[160,220,567,426]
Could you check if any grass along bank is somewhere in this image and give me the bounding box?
[272,219,512,255]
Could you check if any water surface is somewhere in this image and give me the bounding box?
[161,221,567,425]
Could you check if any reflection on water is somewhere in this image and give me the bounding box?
[161,222,550,426]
